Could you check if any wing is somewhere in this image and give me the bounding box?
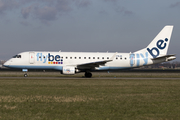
[76,53,117,69]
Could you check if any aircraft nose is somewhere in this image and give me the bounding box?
[3,61,10,67]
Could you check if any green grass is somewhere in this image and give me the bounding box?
[0,77,180,119]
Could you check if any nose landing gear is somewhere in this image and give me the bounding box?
[24,73,28,77]
[22,69,28,77]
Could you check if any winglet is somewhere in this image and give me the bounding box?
[110,52,117,60]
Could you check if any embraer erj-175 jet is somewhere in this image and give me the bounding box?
[4,26,176,77]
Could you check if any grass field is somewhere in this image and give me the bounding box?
[0,72,180,119]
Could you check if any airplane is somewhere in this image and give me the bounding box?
[3,25,176,78]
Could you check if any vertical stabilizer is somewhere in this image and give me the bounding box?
[135,26,173,58]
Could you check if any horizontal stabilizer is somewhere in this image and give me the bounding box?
[151,54,176,61]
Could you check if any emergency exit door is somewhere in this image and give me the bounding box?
[130,53,135,67]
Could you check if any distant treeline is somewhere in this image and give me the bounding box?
[145,61,180,69]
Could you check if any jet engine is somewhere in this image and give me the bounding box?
[62,66,75,75]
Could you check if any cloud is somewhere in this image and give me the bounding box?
[0,0,19,14]
[20,21,31,26]
[103,0,117,3]
[102,0,134,15]
[170,2,180,8]
[55,0,72,12]
[0,0,133,24]
[20,0,92,24]
[99,10,108,15]
[75,0,92,8]
[0,0,76,23]
[35,6,58,21]
[21,5,34,19]
[115,7,134,16]
[20,0,73,24]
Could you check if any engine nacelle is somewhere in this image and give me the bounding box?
[62,66,75,75]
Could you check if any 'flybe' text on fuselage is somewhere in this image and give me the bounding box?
[36,53,63,64]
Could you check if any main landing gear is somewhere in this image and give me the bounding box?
[85,72,92,78]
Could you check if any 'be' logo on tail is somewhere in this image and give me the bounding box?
[147,38,168,58]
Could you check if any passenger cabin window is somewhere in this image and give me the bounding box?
[79,57,81,59]
[48,56,54,59]
[84,57,86,59]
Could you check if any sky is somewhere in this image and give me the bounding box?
[0,0,180,61]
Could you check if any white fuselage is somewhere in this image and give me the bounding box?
[4,51,155,71]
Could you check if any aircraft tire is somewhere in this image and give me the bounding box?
[24,74,28,77]
[85,72,92,78]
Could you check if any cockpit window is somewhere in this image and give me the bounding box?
[13,55,17,58]
[18,55,21,58]
[13,55,21,58]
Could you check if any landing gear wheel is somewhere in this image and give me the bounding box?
[85,72,92,78]
[24,74,28,77]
